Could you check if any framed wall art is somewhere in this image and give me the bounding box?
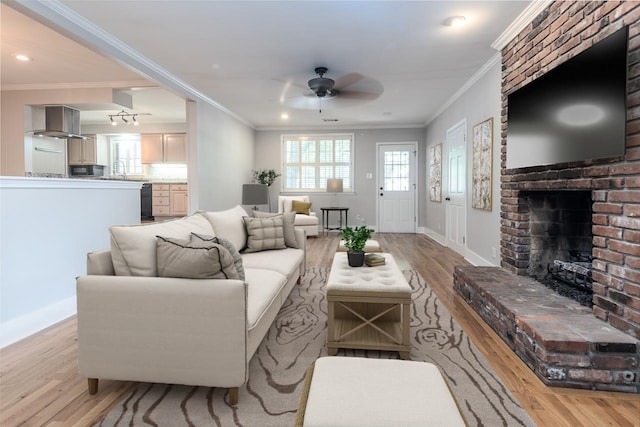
[472,118,493,210]
[428,143,442,203]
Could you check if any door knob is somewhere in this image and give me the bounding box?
[445,197,451,201]
[380,193,384,196]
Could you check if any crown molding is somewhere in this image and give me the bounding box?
[491,0,554,51]
[425,53,501,126]
[6,0,255,129]
[255,123,426,132]
[1,80,152,92]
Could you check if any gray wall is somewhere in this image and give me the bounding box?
[255,127,426,229]
[425,60,502,266]
[194,101,255,211]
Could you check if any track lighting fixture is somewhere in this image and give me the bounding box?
[107,110,150,126]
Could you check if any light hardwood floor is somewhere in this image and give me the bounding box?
[1,233,638,426]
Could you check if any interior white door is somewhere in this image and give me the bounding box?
[446,120,467,255]
[377,143,416,233]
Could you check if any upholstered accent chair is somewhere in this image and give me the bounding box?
[278,195,319,237]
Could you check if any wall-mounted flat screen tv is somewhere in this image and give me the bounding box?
[506,26,627,170]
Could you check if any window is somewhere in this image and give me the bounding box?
[110,134,143,175]
[282,134,354,192]
[383,151,410,191]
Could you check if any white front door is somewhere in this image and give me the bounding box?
[377,143,417,233]
[446,120,467,255]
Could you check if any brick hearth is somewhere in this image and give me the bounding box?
[454,266,639,392]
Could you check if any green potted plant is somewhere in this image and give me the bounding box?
[252,169,281,186]
[340,225,373,267]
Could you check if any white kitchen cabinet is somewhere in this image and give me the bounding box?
[68,135,108,165]
[141,133,186,164]
[152,183,188,217]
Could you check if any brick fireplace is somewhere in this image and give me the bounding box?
[455,1,640,393]
[500,0,640,340]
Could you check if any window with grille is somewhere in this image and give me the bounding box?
[110,134,143,175]
[282,134,354,192]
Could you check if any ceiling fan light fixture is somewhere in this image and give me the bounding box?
[308,67,335,98]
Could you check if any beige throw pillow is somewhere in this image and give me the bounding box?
[242,216,286,253]
[156,236,240,280]
[203,205,249,251]
[191,233,245,280]
[252,211,299,249]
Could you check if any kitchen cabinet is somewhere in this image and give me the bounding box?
[152,183,188,217]
[68,135,108,165]
[141,133,186,164]
[170,184,188,216]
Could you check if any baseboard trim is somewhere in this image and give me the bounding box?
[422,227,447,247]
[465,249,498,267]
[0,296,77,348]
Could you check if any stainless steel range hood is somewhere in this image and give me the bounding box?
[29,106,86,139]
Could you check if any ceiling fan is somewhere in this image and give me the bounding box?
[276,66,383,113]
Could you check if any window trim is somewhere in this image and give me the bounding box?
[280,133,355,193]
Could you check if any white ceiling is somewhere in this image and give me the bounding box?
[1,1,533,129]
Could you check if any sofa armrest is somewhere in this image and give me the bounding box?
[77,275,248,388]
[310,212,317,217]
[295,228,306,274]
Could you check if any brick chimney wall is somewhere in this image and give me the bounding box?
[500,1,640,339]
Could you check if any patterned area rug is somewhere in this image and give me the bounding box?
[97,268,536,426]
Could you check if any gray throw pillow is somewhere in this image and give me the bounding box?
[156,236,240,280]
[252,210,299,249]
[242,216,286,253]
[191,232,245,281]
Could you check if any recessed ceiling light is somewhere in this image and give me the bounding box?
[281,113,289,120]
[444,16,466,27]
[15,54,31,62]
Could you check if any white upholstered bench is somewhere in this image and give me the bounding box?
[295,357,467,427]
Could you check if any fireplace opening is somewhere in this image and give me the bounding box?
[525,191,593,306]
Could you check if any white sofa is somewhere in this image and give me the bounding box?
[278,195,319,237]
[76,206,305,405]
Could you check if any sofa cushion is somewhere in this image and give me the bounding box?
[244,268,287,330]
[156,236,240,280]
[252,211,299,249]
[294,213,319,226]
[292,200,312,215]
[242,216,286,253]
[242,247,303,277]
[191,233,245,281]
[279,195,310,213]
[204,206,248,251]
[110,212,214,276]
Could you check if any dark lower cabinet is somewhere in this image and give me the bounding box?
[141,183,154,221]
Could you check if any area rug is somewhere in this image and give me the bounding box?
[97,268,536,426]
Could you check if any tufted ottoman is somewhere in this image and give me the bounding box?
[295,357,467,427]
[336,239,383,252]
[327,252,411,359]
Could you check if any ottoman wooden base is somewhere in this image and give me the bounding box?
[295,357,467,427]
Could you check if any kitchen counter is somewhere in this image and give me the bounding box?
[0,176,142,347]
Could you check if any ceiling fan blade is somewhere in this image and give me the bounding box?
[335,89,382,101]
[334,73,365,90]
